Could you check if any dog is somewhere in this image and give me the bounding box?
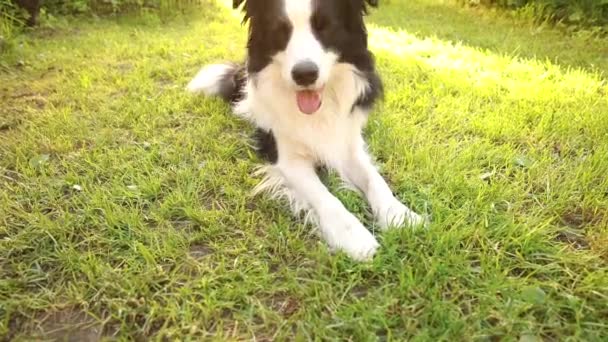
[187,0,425,261]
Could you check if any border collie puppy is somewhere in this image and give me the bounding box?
[188,0,425,261]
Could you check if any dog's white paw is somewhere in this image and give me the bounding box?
[320,212,379,261]
[377,199,427,230]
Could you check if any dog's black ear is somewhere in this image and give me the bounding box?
[233,0,245,9]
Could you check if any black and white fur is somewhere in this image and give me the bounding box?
[188,0,424,261]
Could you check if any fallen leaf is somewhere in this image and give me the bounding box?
[480,171,494,181]
[29,154,50,169]
[514,155,533,168]
[520,286,546,304]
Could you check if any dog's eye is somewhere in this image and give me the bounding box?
[312,14,329,32]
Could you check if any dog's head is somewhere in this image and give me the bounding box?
[234,0,378,114]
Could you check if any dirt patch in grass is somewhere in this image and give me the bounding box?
[189,243,213,260]
[0,113,24,132]
[554,229,590,250]
[0,103,28,133]
[560,206,605,229]
[116,62,134,74]
[555,206,606,251]
[0,167,23,186]
[0,86,50,133]
[268,292,301,318]
[351,284,371,299]
[29,308,103,342]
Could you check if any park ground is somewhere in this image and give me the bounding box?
[1,0,607,340]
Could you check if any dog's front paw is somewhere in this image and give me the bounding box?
[320,212,379,261]
[377,199,427,230]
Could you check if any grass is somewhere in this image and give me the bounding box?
[1,0,607,340]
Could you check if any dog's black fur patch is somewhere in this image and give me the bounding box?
[235,0,293,73]
[354,70,383,111]
[311,0,383,111]
[216,64,247,104]
[254,129,278,163]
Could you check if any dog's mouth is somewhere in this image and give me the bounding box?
[296,88,323,115]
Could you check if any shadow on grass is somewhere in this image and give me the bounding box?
[109,0,229,27]
[368,0,608,76]
[3,1,228,46]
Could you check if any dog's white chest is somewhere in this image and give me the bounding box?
[234,62,369,163]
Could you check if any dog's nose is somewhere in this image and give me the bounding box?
[291,61,319,86]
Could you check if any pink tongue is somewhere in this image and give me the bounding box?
[296,90,322,115]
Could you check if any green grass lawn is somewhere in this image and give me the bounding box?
[1,0,607,340]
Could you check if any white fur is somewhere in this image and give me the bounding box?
[257,158,379,261]
[186,64,233,95]
[235,60,424,260]
[281,0,335,90]
[337,140,426,230]
[191,0,425,261]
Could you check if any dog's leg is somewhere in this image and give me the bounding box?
[339,138,425,230]
[260,157,379,261]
